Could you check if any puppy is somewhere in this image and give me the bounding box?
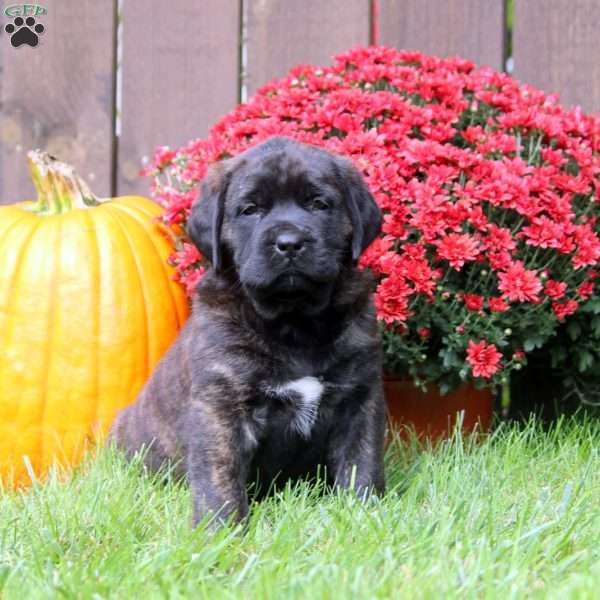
[111,136,385,526]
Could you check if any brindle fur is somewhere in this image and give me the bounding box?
[111,137,385,526]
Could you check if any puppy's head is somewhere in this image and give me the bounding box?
[187,137,381,319]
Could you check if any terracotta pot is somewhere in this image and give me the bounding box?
[383,378,494,439]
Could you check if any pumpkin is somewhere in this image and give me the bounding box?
[0,151,190,487]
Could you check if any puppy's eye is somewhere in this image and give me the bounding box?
[240,203,259,216]
[311,198,330,211]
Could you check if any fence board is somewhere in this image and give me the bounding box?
[513,0,600,113]
[0,0,116,203]
[245,0,370,97]
[378,0,504,71]
[117,0,240,196]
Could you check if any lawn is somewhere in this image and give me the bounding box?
[0,417,598,599]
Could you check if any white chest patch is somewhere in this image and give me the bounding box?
[272,376,324,439]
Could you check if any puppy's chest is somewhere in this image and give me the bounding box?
[243,374,339,449]
[267,375,327,436]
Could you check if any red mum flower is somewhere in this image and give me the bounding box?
[552,300,579,321]
[182,266,206,296]
[521,216,568,250]
[374,276,413,324]
[434,233,481,270]
[573,224,600,269]
[577,281,594,299]
[172,242,202,270]
[485,224,516,252]
[489,297,509,312]
[463,294,484,311]
[153,146,177,169]
[466,340,503,378]
[497,261,542,303]
[544,279,567,300]
[358,236,393,271]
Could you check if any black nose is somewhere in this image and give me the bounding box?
[275,231,305,257]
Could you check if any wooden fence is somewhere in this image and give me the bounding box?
[1,0,599,203]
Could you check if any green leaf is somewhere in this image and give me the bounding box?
[567,321,582,341]
[591,316,600,337]
[523,335,544,352]
[550,346,567,368]
[577,351,594,373]
[441,349,461,368]
[580,298,600,314]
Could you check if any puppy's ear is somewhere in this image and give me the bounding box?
[336,157,382,262]
[186,161,232,272]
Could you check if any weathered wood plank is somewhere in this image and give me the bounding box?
[245,0,370,97]
[513,0,600,113]
[117,0,240,196]
[0,0,116,203]
[379,0,505,71]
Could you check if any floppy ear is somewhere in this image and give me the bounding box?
[186,161,232,272]
[336,158,382,262]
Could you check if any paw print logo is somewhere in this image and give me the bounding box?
[5,16,45,48]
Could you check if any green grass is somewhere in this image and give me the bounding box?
[1,418,599,599]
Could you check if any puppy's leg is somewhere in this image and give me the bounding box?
[185,401,255,528]
[327,381,386,497]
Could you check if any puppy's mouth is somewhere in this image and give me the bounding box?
[243,270,341,321]
[249,273,317,304]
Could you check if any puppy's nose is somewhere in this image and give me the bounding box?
[275,231,305,257]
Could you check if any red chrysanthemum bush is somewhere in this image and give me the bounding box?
[146,46,600,395]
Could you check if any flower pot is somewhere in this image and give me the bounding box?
[383,378,494,439]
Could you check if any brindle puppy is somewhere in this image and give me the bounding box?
[111,136,385,526]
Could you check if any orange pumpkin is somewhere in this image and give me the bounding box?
[0,151,190,486]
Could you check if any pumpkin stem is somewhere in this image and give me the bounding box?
[25,150,103,215]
